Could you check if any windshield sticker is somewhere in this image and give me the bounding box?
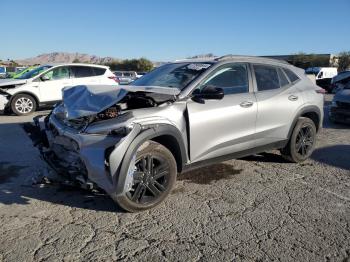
[186,63,211,71]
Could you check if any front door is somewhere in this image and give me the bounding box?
[186,63,257,163]
[38,66,72,102]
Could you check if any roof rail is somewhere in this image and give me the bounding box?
[215,54,290,65]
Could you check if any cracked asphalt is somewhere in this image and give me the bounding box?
[0,94,349,261]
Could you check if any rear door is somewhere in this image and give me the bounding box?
[252,64,304,146]
[186,63,258,162]
[38,66,72,102]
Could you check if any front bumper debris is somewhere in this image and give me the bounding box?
[0,94,9,113]
[32,114,141,194]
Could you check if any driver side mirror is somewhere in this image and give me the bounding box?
[40,74,50,81]
[192,85,224,102]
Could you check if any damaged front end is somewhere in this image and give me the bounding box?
[0,93,9,113]
[0,79,28,113]
[33,84,181,195]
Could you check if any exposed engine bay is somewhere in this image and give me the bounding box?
[60,84,181,121]
[93,92,176,121]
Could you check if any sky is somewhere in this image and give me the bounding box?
[1,0,350,61]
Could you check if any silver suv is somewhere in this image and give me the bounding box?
[33,56,324,212]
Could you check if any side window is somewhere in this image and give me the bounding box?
[71,66,94,78]
[92,67,106,76]
[42,66,70,81]
[201,63,249,95]
[277,68,290,87]
[253,65,280,91]
[283,68,300,83]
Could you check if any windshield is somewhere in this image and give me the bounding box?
[16,65,52,79]
[0,67,5,73]
[132,62,212,89]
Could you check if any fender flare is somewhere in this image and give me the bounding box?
[113,123,188,196]
[287,105,322,139]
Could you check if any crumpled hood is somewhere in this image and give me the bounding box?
[62,84,180,119]
[0,78,28,87]
[334,88,350,103]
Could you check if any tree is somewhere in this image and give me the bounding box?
[72,58,81,63]
[9,60,19,66]
[105,58,153,72]
[289,53,329,69]
[337,51,350,72]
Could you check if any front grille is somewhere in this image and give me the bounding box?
[336,101,350,109]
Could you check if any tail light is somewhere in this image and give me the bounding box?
[108,75,120,84]
[315,88,326,94]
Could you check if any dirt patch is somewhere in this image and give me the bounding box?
[178,163,242,185]
[171,186,186,194]
[0,162,26,184]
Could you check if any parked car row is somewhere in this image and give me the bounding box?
[0,63,118,115]
[0,65,28,79]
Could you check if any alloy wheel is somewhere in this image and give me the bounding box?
[126,154,170,204]
[15,97,34,114]
[295,124,315,157]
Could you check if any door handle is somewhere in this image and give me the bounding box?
[240,101,254,108]
[288,95,298,101]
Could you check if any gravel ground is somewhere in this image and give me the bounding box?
[0,95,349,261]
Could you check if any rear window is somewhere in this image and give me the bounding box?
[253,65,280,91]
[92,67,106,76]
[71,66,94,78]
[283,68,300,83]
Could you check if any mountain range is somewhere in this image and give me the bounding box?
[14,52,121,65]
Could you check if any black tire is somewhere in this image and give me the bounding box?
[11,94,37,116]
[111,141,177,212]
[280,117,317,163]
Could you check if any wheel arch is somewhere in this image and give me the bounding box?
[9,91,40,107]
[114,124,188,196]
[288,105,322,139]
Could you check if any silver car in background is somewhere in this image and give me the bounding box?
[114,71,137,85]
[33,55,324,212]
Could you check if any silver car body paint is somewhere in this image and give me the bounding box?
[37,56,324,195]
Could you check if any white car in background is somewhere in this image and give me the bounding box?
[0,63,118,115]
